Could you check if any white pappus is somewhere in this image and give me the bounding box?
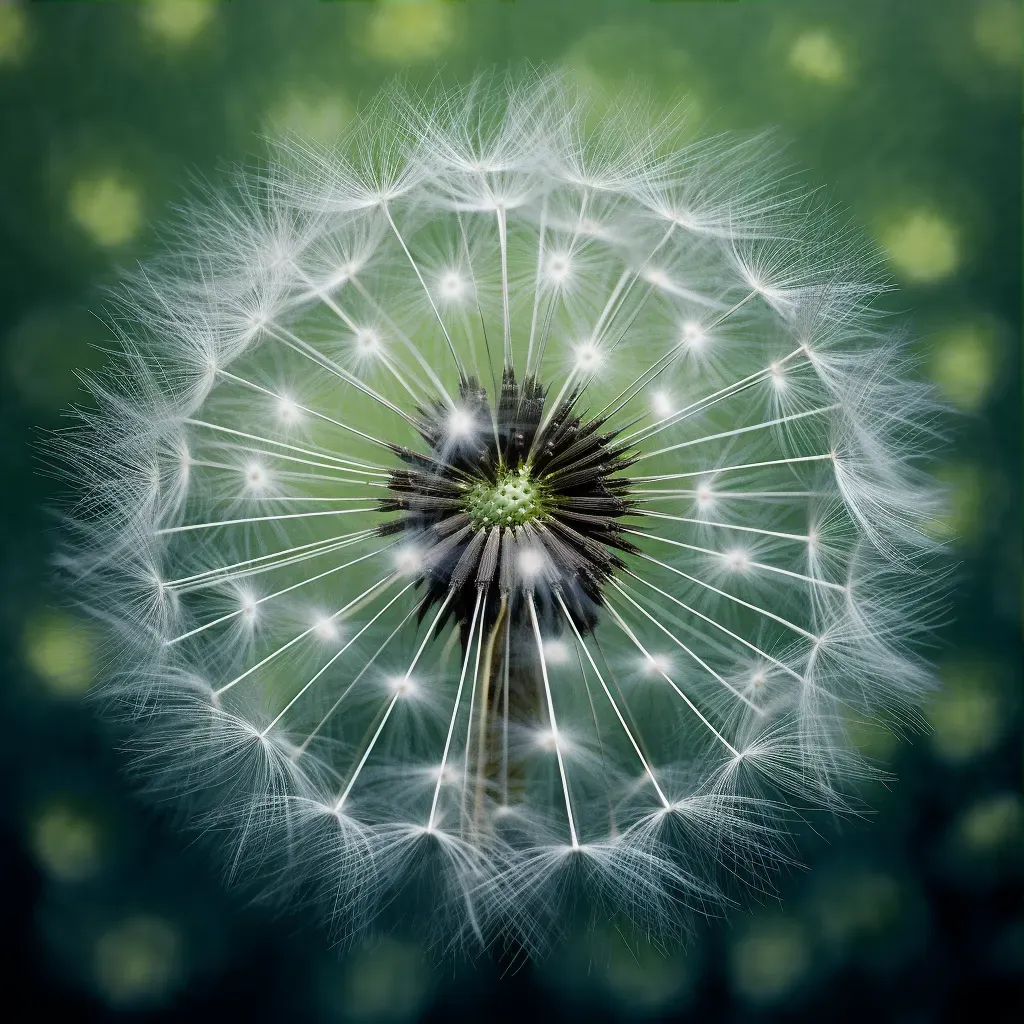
[53,71,944,956]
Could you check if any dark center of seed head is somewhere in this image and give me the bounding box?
[377,369,640,640]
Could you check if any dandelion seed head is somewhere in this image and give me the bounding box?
[354,327,382,358]
[724,548,753,573]
[388,674,418,699]
[542,639,572,666]
[54,70,943,954]
[545,252,573,284]
[243,462,269,492]
[313,615,340,642]
[446,408,475,439]
[650,390,673,419]
[438,269,468,303]
[275,394,300,424]
[573,341,602,372]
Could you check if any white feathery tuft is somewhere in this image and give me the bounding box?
[51,70,944,955]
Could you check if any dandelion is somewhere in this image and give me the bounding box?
[54,72,942,953]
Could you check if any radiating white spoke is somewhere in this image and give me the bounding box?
[157,503,382,536]
[633,452,834,484]
[199,445,390,482]
[210,372,399,458]
[165,528,376,591]
[263,580,417,738]
[296,594,421,757]
[634,404,840,464]
[538,224,723,442]
[290,263,432,406]
[187,457,382,489]
[428,589,484,830]
[621,528,846,593]
[186,415,391,476]
[168,545,389,646]
[350,276,456,404]
[609,579,763,713]
[263,321,418,425]
[384,205,464,382]
[637,509,812,543]
[524,194,549,379]
[214,570,395,698]
[604,602,740,759]
[622,529,819,640]
[496,205,513,371]
[334,591,454,811]
[634,490,820,499]
[624,345,805,445]
[460,596,490,823]
[556,593,670,809]
[246,495,385,503]
[527,594,579,848]
[622,563,807,684]
[593,223,675,346]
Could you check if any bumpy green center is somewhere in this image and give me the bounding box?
[465,466,546,530]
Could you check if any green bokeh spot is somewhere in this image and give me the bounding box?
[465,467,547,530]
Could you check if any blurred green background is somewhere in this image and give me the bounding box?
[0,1,1019,1020]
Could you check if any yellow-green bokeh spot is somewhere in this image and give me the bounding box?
[264,91,354,148]
[563,25,704,141]
[140,0,215,48]
[880,208,960,284]
[363,2,461,64]
[954,792,1024,855]
[929,320,1001,411]
[23,610,95,697]
[601,932,694,1013]
[788,29,849,85]
[923,462,987,544]
[30,799,104,883]
[928,661,1007,763]
[973,0,1022,68]
[731,918,810,1004]
[93,916,182,1009]
[68,173,143,249]
[0,0,29,67]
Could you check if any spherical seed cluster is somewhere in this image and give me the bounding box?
[55,72,942,953]
[466,469,543,530]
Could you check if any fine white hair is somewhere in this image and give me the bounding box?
[53,70,944,955]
